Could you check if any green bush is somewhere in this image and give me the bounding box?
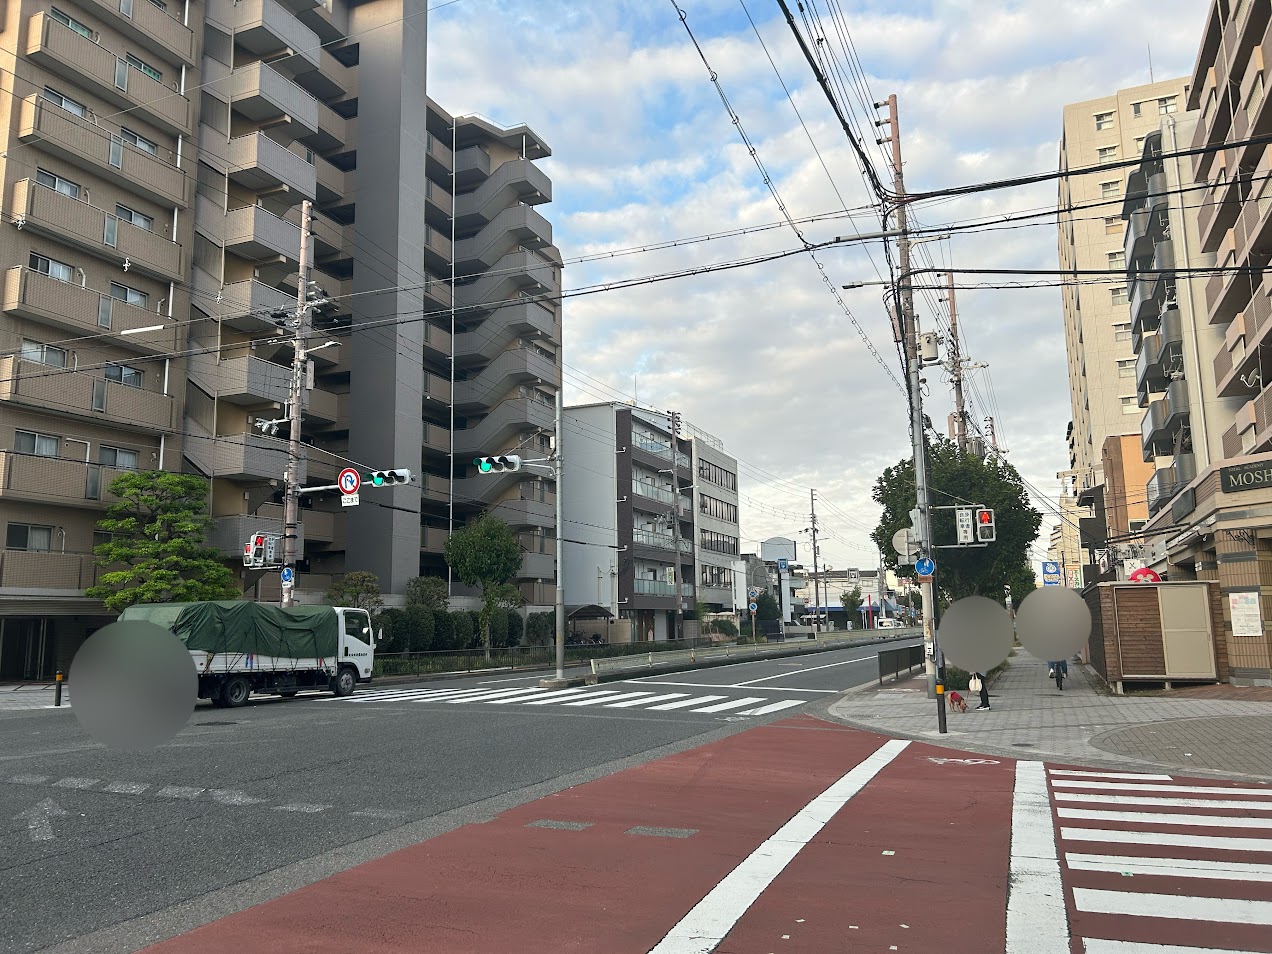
[452,611,474,648]
[525,611,554,646]
[373,608,407,653]
[507,611,524,647]
[709,619,739,638]
[403,606,434,651]
[467,611,482,648]
[432,609,454,650]
[489,606,510,648]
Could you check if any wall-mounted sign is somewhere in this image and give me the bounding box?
[1229,591,1263,639]
[1221,461,1272,494]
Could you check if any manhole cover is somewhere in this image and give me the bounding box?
[196,721,240,727]
[1010,742,1034,747]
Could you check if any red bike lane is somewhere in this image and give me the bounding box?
[140,716,1025,953]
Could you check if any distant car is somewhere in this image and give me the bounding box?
[876,618,901,629]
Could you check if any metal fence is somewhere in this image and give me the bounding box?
[372,637,710,678]
[877,643,926,685]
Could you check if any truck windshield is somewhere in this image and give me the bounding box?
[344,614,370,642]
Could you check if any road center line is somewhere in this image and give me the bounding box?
[619,680,835,694]
[1006,760,1070,954]
[731,652,884,686]
[646,738,909,954]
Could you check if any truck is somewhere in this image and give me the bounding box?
[118,601,376,707]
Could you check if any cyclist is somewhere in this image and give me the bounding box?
[1048,658,1069,690]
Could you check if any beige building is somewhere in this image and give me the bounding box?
[1047,493,1084,588]
[0,0,561,679]
[1058,79,1193,503]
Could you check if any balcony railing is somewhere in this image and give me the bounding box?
[0,548,109,590]
[82,0,197,65]
[632,480,675,504]
[0,451,133,509]
[633,529,676,550]
[633,578,676,596]
[0,356,176,433]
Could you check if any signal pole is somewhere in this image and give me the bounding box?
[553,387,565,681]
[809,489,821,633]
[879,93,944,732]
[281,199,313,609]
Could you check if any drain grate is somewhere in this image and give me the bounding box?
[526,819,592,831]
[1010,742,1035,747]
[625,826,698,839]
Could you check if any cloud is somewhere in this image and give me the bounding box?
[427,0,1209,568]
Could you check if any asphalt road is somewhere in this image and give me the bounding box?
[0,638,918,954]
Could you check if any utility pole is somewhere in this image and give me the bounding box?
[947,271,968,454]
[879,93,944,732]
[809,489,821,633]
[986,416,999,454]
[553,386,565,681]
[281,199,313,609]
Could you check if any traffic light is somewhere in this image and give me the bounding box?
[975,508,996,542]
[669,411,682,437]
[474,455,522,474]
[364,469,414,487]
[244,533,267,568]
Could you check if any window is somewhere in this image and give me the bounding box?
[36,168,81,199]
[1121,395,1140,413]
[119,127,158,156]
[100,446,139,469]
[1100,180,1120,198]
[126,53,162,83]
[29,252,74,283]
[700,565,734,588]
[21,339,68,368]
[14,430,59,457]
[105,364,143,388]
[698,493,738,524]
[699,529,739,555]
[696,459,737,491]
[147,0,168,10]
[1097,145,1118,163]
[1114,323,1132,342]
[110,282,148,308]
[50,7,93,38]
[1094,111,1114,130]
[1111,286,1128,305]
[1105,215,1123,235]
[42,86,86,118]
[1158,96,1178,115]
[93,531,118,550]
[1118,359,1136,378]
[6,523,53,552]
[115,204,154,231]
[1107,250,1125,270]
[1132,102,1143,118]
[1134,136,1147,156]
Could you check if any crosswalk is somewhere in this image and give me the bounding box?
[1049,766,1272,953]
[329,683,809,717]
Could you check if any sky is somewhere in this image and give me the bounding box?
[427,0,1210,573]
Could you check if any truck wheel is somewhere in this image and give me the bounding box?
[332,667,356,697]
[222,675,251,708]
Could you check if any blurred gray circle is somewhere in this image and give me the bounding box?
[939,596,1013,674]
[1016,587,1092,662]
[70,620,195,751]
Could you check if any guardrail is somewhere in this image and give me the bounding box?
[878,643,926,685]
[590,628,921,679]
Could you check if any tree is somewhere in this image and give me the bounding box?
[326,570,384,614]
[87,471,238,613]
[870,438,1042,610]
[841,585,864,623]
[754,590,781,621]
[405,575,449,611]
[444,516,523,658]
[525,612,554,646]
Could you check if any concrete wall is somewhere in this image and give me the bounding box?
[561,404,617,611]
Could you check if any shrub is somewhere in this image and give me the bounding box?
[402,606,434,651]
[709,619,739,638]
[507,611,524,647]
[432,609,454,650]
[373,608,407,653]
[489,606,510,648]
[525,611,554,646]
[451,611,474,648]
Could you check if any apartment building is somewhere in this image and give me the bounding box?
[1058,78,1192,522]
[562,404,698,642]
[0,0,561,679]
[689,430,741,616]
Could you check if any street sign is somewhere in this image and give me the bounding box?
[892,527,919,559]
[341,492,360,507]
[915,557,935,576]
[338,468,361,495]
[777,558,789,571]
[748,602,758,612]
[747,589,758,599]
[280,567,295,584]
[1042,560,1061,586]
[956,508,975,545]
[917,574,933,584]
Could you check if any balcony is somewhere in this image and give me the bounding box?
[455,158,553,232]
[17,94,189,207]
[453,347,557,410]
[1216,281,1272,397]
[203,431,302,482]
[0,451,134,510]
[1141,396,1170,459]
[82,0,197,65]
[303,102,350,153]
[454,301,559,363]
[1135,308,1183,405]
[188,353,291,406]
[223,129,316,202]
[428,133,455,176]
[424,224,453,270]
[1123,208,1153,263]
[422,370,452,405]
[1237,157,1272,263]
[422,422,450,454]
[13,179,183,281]
[420,474,450,503]
[455,251,560,312]
[632,480,675,506]
[0,550,105,591]
[423,272,453,311]
[227,61,319,137]
[1,267,176,355]
[453,144,488,188]
[214,0,321,74]
[215,279,297,332]
[200,200,302,263]
[633,578,676,597]
[314,155,352,204]
[0,356,176,433]
[209,511,305,560]
[422,526,449,553]
[26,14,192,135]
[1146,468,1176,514]
[310,212,351,261]
[452,398,554,456]
[455,205,554,273]
[1145,170,1169,214]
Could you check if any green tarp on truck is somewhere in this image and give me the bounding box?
[119,602,339,660]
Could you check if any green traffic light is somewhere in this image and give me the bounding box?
[477,458,493,474]
[365,472,385,486]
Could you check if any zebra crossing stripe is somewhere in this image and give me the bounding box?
[738,699,805,716]
[646,695,727,711]
[1058,807,1272,829]
[562,691,657,707]
[1051,780,1272,798]
[1065,853,1272,883]
[605,693,689,708]
[1056,792,1272,812]
[1048,770,1174,781]
[520,689,613,706]
[1073,888,1272,926]
[691,697,768,713]
[1060,827,1272,852]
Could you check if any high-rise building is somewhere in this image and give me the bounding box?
[0,0,560,678]
[1058,78,1192,519]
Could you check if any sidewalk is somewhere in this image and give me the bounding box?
[827,650,1272,780]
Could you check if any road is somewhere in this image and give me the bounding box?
[0,639,915,954]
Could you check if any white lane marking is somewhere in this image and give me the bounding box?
[1006,761,1070,954]
[1082,940,1271,954]
[478,674,560,685]
[274,803,330,813]
[1073,888,1272,925]
[9,775,49,785]
[208,789,265,806]
[156,786,205,799]
[691,697,768,713]
[52,777,99,789]
[1066,853,1272,882]
[519,689,610,706]
[619,680,836,694]
[347,687,480,702]
[102,782,151,795]
[647,738,909,954]
[732,653,882,686]
[1056,793,1272,812]
[738,700,807,716]
[1058,808,1272,829]
[1049,770,1173,781]
[646,695,728,711]
[440,687,558,704]
[1051,780,1272,797]
[1061,827,1272,852]
[606,693,690,708]
[562,691,658,707]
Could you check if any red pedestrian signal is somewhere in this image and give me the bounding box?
[974,508,996,542]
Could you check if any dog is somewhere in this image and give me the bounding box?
[947,690,968,713]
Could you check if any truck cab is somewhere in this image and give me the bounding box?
[339,607,375,683]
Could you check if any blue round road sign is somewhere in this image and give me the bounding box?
[280,567,295,584]
[915,557,936,576]
[748,602,758,613]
